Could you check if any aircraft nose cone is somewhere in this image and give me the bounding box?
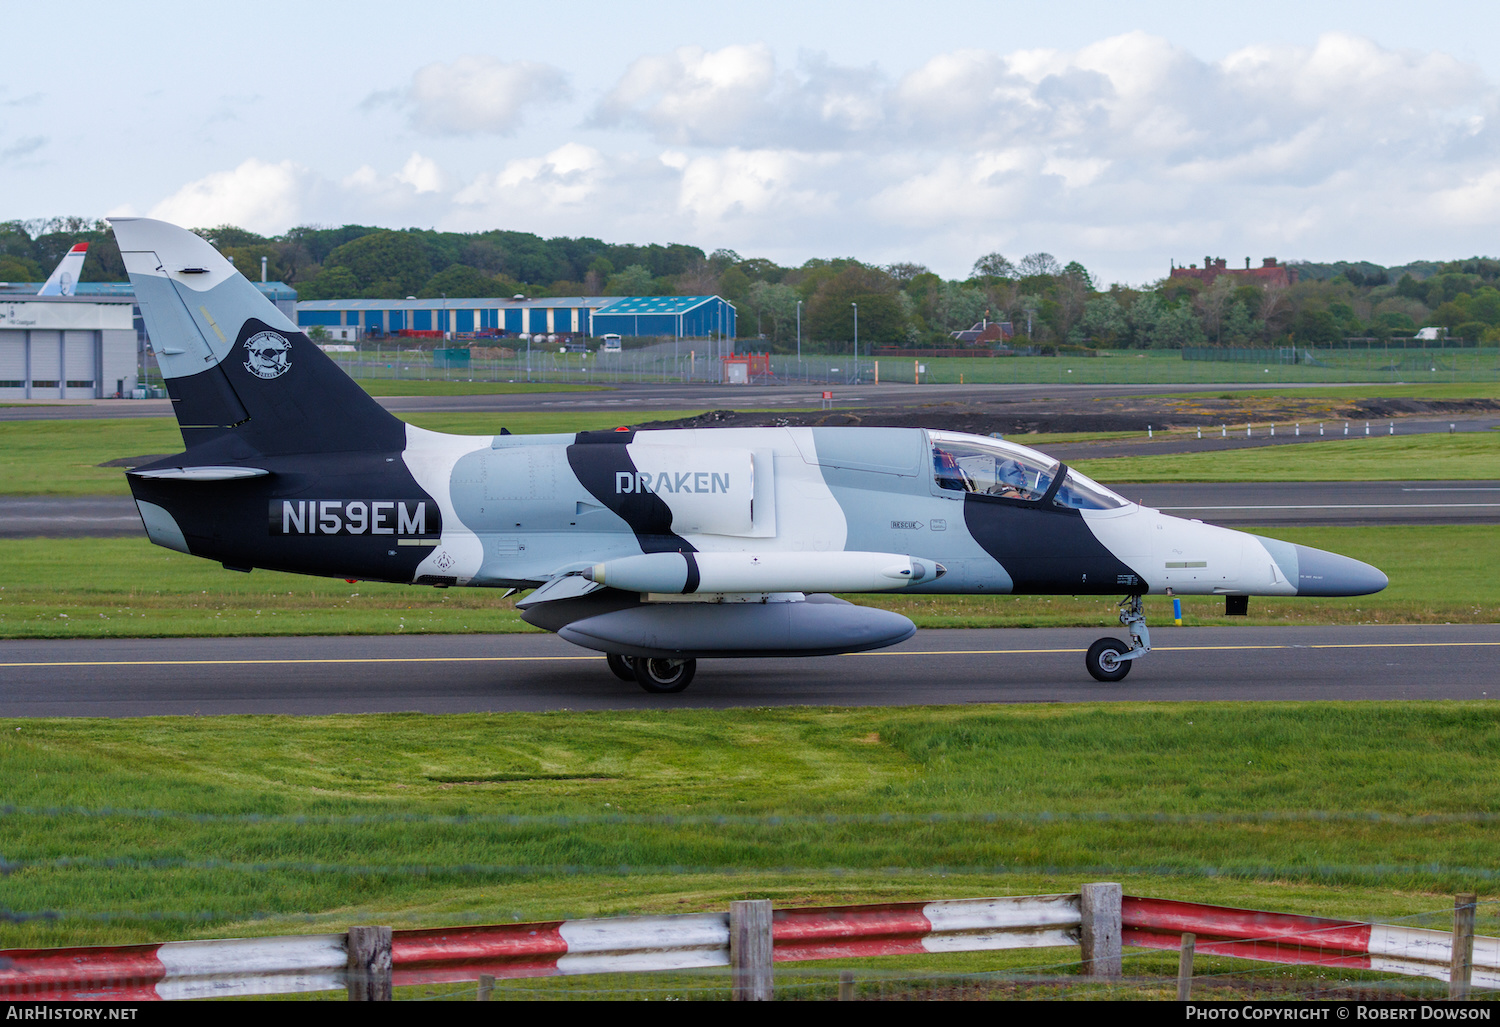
[1292,544,1388,596]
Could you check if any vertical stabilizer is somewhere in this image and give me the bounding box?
[108,218,405,454]
[36,243,87,296]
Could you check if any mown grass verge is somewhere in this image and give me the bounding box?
[1,702,1497,955]
[1,525,1495,639]
[1072,431,1500,482]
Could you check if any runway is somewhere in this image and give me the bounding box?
[2,625,1496,716]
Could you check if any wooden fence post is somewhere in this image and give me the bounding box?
[1177,933,1196,1001]
[346,925,393,1001]
[1451,893,1476,1000]
[730,899,774,1001]
[1080,883,1123,978]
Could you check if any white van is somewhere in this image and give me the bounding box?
[600,333,622,353]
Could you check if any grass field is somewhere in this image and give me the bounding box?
[1071,431,1500,482]
[1,525,1494,639]
[1152,382,1500,402]
[824,347,1500,386]
[1,702,1496,960]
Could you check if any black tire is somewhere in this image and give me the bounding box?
[632,657,697,694]
[605,653,636,682]
[1085,637,1132,682]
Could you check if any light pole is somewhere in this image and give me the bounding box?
[796,299,802,375]
[851,302,858,383]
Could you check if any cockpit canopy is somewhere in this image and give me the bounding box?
[928,430,1129,511]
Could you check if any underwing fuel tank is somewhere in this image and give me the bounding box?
[555,594,917,659]
[582,550,944,595]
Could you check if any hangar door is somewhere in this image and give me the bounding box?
[0,330,101,398]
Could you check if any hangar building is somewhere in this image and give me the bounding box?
[0,295,138,399]
[294,294,736,341]
[588,295,735,340]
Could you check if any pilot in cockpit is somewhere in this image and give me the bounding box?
[932,447,973,492]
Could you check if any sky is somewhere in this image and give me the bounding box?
[4,1,1500,285]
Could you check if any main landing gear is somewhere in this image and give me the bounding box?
[606,653,698,694]
[1085,595,1151,683]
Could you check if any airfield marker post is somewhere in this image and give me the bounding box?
[1080,882,1122,978]
[1451,893,1477,999]
[730,899,774,1001]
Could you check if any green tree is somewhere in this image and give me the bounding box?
[1077,296,1128,346]
[806,267,904,346]
[323,231,432,297]
[297,265,359,301]
[1291,309,1341,346]
[604,264,653,295]
[971,252,1017,280]
[744,281,799,342]
[419,264,504,298]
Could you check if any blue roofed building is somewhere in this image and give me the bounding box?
[590,295,735,340]
[295,295,609,340]
[292,294,736,342]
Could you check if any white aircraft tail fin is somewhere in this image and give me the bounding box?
[37,243,88,296]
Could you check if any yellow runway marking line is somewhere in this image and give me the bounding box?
[4,640,1499,669]
[859,641,1500,656]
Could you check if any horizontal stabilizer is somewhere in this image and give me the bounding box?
[129,466,270,481]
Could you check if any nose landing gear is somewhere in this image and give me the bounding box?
[1085,595,1150,682]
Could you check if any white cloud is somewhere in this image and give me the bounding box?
[129,33,1500,284]
[399,55,570,135]
[147,158,308,234]
[455,143,609,210]
[395,152,444,194]
[672,148,838,224]
[593,44,884,148]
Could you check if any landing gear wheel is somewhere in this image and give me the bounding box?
[1086,638,1132,683]
[605,653,636,682]
[632,657,697,694]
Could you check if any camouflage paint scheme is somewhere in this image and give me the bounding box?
[112,218,1387,671]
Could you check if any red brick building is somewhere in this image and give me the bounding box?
[1170,256,1297,288]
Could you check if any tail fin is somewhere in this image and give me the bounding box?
[109,218,404,454]
[36,242,87,296]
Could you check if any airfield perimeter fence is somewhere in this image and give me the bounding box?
[4,807,1500,1001]
[313,338,1500,389]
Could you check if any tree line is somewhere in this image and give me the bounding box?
[4,217,1499,349]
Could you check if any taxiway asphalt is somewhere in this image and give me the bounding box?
[2,625,1496,717]
[0,380,1451,420]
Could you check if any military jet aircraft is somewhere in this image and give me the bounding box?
[112,217,1387,692]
